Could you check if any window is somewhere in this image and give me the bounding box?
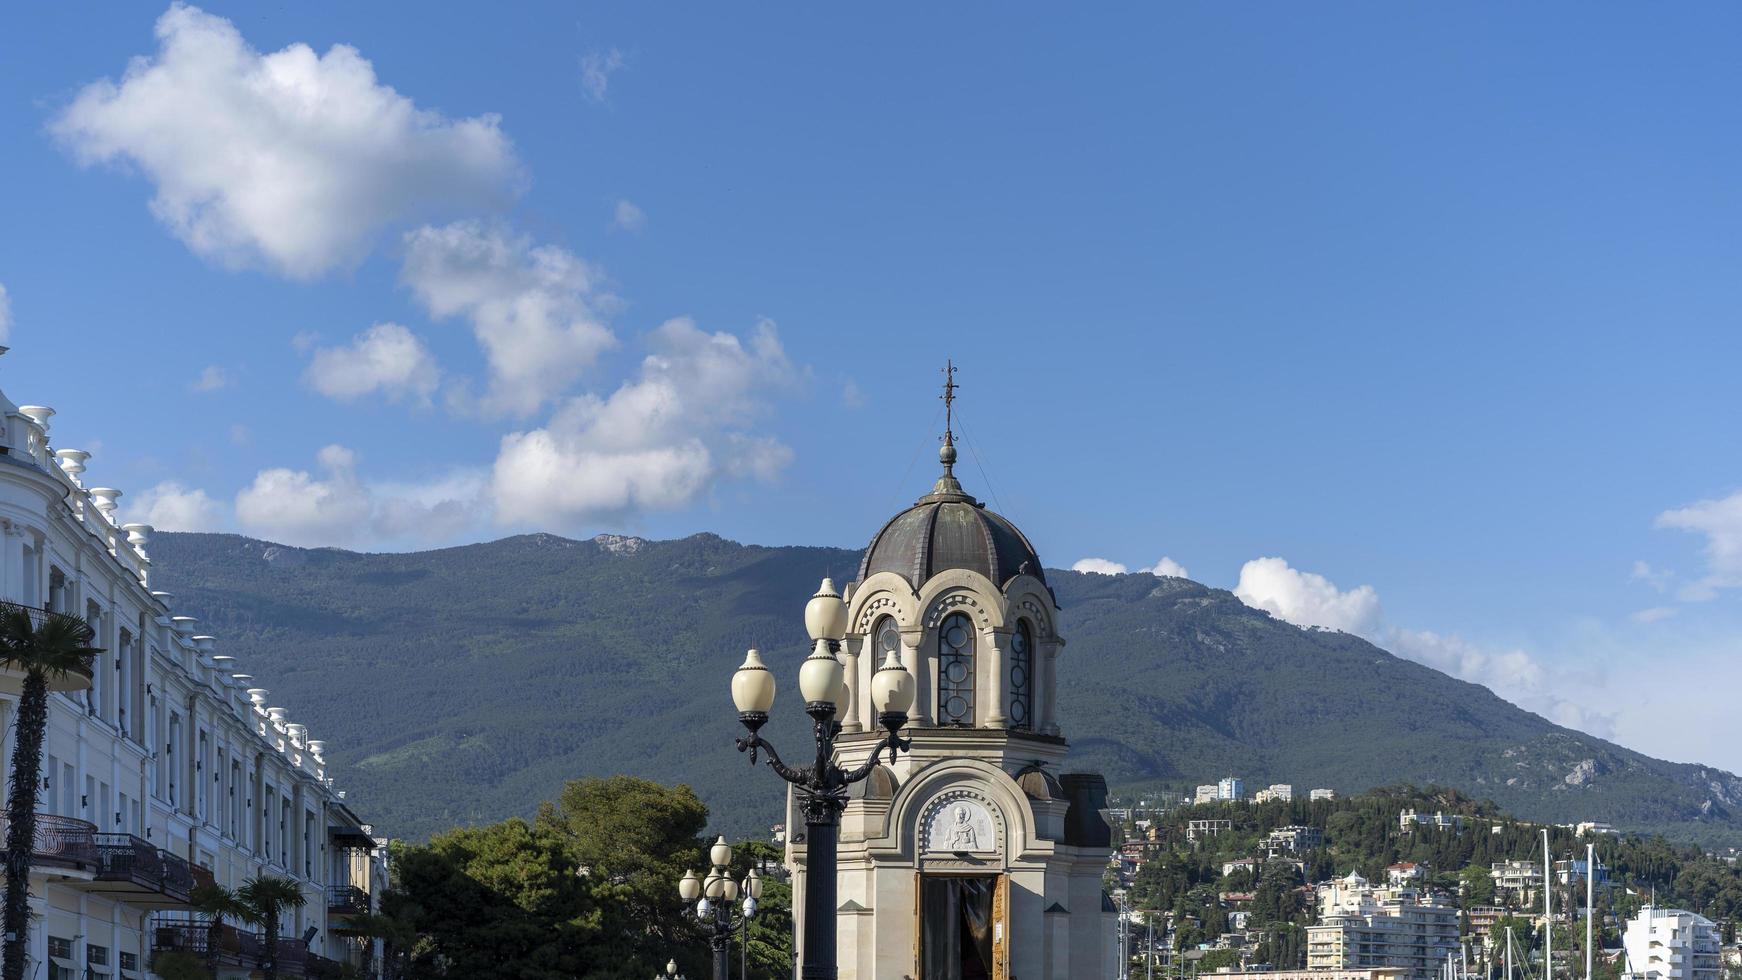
[936,613,975,726]
[47,936,72,980]
[1009,621,1033,730]
[119,952,138,971]
[873,617,901,716]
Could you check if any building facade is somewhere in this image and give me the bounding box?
[1306,873,1459,980]
[1623,908,1721,980]
[784,423,1115,978]
[0,372,386,979]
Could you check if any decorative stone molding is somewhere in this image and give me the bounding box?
[923,590,992,629]
[854,593,901,634]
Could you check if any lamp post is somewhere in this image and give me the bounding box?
[677,838,764,980]
[730,578,916,980]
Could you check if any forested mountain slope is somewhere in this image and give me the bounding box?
[149,532,1742,845]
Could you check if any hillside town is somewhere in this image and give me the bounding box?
[1105,779,1738,980]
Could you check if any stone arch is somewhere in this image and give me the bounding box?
[917,569,1005,631]
[849,571,922,635]
[877,757,1039,863]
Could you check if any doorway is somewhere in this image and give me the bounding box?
[919,874,1007,980]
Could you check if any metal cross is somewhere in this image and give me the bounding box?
[941,359,958,438]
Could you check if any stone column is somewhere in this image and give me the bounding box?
[901,629,930,726]
[983,630,1008,728]
[840,635,863,733]
[1040,639,1062,736]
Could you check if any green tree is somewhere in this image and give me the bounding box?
[1461,865,1497,907]
[0,606,99,980]
[237,874,309,980]
[385,776,739,980]
[190,882,249,978]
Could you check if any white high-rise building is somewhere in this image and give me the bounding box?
[0,362,386,979]
[1307,872,1459,980]
[1218,776,1245,801]
[1623,908,1721,980]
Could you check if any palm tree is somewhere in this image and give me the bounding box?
[0,605,99,980]
[189,882,247,978]
[238,874,308,980]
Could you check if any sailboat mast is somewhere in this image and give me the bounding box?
[1544,829,1554,980]
[1507,926,1516,980]
[1585,842,1595,980]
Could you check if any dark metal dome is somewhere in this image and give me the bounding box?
[856,436,1045,588]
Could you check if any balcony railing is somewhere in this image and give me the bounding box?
[153,923,316,977]
[327,884,370,916]
[0,813,97,869]
[91,833,195,904]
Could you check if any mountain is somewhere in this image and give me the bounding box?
[148,531,1742,846]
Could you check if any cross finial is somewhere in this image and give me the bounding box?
[941,359,958,442]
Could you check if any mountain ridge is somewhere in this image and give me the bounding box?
[146,530,1742,846]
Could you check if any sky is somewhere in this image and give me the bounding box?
[2,3,1739,774]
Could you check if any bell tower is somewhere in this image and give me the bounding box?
[785,365,1116,979]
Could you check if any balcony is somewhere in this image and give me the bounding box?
[153,923,320,977]
[82,834,196,907]
[0,813,97,871]
[0,602,94,694]
[328,884,370,917]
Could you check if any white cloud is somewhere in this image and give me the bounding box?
[51,3,519,279]
[401,222,616,417]
[1233,557,1612,737]
[235,443,485,548]
[491,318,794,527]
[303,322,440,405]
[1072,556,1191,578]
[1234,557,1384,636]
[1630,560,1672,592]
[191,365,230,392]
[581,48,625,102]
[0,284,12,342]
[128,481,224,531]
[1630,606,1677,624]
[612,199,646,233]
[1654,490,1742,601]
[1143,556,1190,579]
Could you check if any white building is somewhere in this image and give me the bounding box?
[1195,784,1219,805]
[784,420,1114,978]
[1253,783,1293,804]
[1490,859,1542,905]
[1307,872,1460,980]
[1310,788,1337,802]
[1218,776,1246,801]
[0,367,386,979]
[1623,908,1721,980]
[1399,808,1464,832]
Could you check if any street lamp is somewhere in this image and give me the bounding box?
[731,578,915,980]
[678,836,762,980]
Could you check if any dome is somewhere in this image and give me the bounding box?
[857,435,1045,588]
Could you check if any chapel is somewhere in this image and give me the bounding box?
[784,375,1117,979]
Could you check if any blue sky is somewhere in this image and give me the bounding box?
[2,3,1739,772]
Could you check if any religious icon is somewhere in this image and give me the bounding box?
[944,804,979,850]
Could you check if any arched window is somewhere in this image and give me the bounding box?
[1009,621,1033,730]
[936,613,975,726]
[873,616,901,718]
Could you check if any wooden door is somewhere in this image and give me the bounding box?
[991,873,1010,979]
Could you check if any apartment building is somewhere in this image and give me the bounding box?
[1490,860,1542,906]
[0,372,386,979]
[1261,825,1324,856]
[1306,872,1459,980]
[1623,908,1721,980]
[1254,784,1294,804]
